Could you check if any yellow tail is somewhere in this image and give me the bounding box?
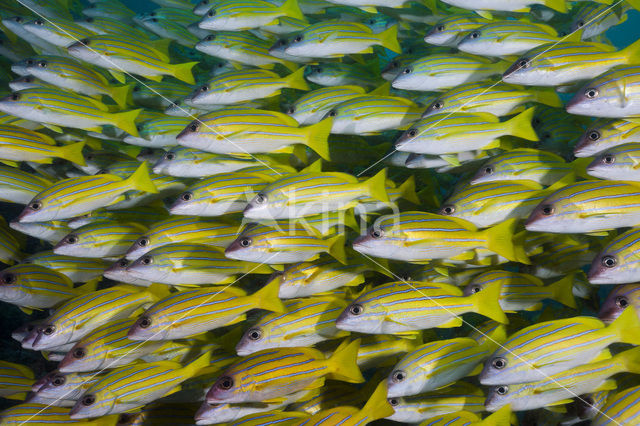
[111,108,142,137]
[325,233,347,264]
[616,346,640,375]
[362,168,390,203]
[109,83,133,109]
[252,279,286,313]
[484,218,530,264]
[469,281,508,324]
[543,0,567,12]
[622,38,640,63]
[285,66,310,91]
[279,0,306,22]
[172,61,198,85]
[398,176,420,204]
[359,381,395,421]
[505,107,539,141]
[57,141,86,166]
[303,117,332,161]
[181,350,212,378]
[326,339,365,383]
[377,25,401,53]
[534,87,562,107]
[548,274,577,308]
[480,404,513,426]
[124,162,158,193]
[610,306,640,345]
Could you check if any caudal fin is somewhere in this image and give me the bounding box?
[359,381,395,421]
[479,404,513,426]
[397,176,420,204]
[109,83,133,109]
[469,281,508,324]
[377,25,401,53]
[111,108,142,137]
[325,233,347,264]
[252,280,286,313]
[610,306,640,345]
[181,351,212,379]
[303,118,332,160]
[172,61,198,85]
[616,346,640,375]
[326,339,365,383]
[548,273,577,308]
[534,87,562,107]
[124,162,158,193]
[285,66,310,91]
[57,141,86,166]
[505,107,539,141]
[484,218,530,264]
[279,0,306,22]
[362,168,390,203]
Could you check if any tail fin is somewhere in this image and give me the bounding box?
[111,108,141,137]
[279,0,306,22]
[285,66,310,91]
[616,346,640,375]
[622,38,640,64]
[484,218,530,264]
[343,208,359,232]
[359,381,395,421]
[172,61,198,85]
[181,350,212,378]
[569,157,592,179]
[368,81,390,96]
[362,168,390,203]
[251,280,286,313]
[397,176,420,204]
[325,233,347,264]
[469,281,508,324]
[543,0,567,12]
[480,404,512,426]
[548,274,577,308]
[534,87,562,107]
[326,339,365,383]
[505,107,539,141]
[124,162,158,193]
[57,141,86,166]
[75,279,98,295]
[477,323,508,351]
[146,283,172,301]
[303,118,332,160]
[377,25,401,53]
[109,83,133,109]
[610,306,640,345]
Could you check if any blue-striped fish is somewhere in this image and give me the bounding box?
[574,118,640,157]
[588,227,640,285]
[439,0,567,13]
[69,352,211,418]
[0,403,119,425]
[592,384,640,426]
[287,85,367,125]
[67,34,197,84]
[387,325,505,397]
[124,116,191,148]
[124,216,238,261]
[78,15,154,40]
[24,251,108,283]
[480,308,640,385]
[413,405,512,425]
[0,87,141,136]
[23,17,96,47]
[127,282,284,340]
[206,339,364,403]
[0,164,52,205]
[30,284,170,350]
[0,125,85,165]
[0,361,34,400]
[17,162,157,222]
[176,108,332,160]
[335,280,507,334]
[31,370,104,404]
[197,0,306,31]
[587,142,640,181]
[126,243,272,285]
[424,14,491,46]
[82,0,136,21]
[571,1,632,40]
[221,411,310,426]
[457,21,563,56]
[225,222,347,264]
[196,32,295,70]
[304,62,382,88]
[53,221,147,259]
[195,392,306,425]
[598,284,640,323]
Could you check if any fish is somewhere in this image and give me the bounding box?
[0,361,34,400]
[127,281,284,340]
[0,125,85,165]
[197,0,306,31]
[480,308,640,385]
[588,227,640,285]
[206,339,364,403]
[124,116,191,148]
[592,383,640,426]
[17,162,158,222]
[413,405,512,425]
[335,280,507,334]
[69,352,212,418]
[0,164,53,205]
[424,13,491,47]
[574,118,640,158]
[53,221,147,259]
[598,284,640,323]
[439,0,567,13]
[587,142,640,180]
[195,392,307,425]
[23,17,97,48]
[31,370,104,404]
[353,212,529,264]
[0,403,119,425]
[23,251,109,284]
[286,85,367,125]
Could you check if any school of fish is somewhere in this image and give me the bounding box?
[0,0,640,425]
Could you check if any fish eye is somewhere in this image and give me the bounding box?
[52,374,66,386]
[402,67,412,74]
[440,205,455,215]
[436,24,445,32]
[294,35,303,42]
[189,122,199,132]
[588,130,600,141]
[391,370,405,383]
[138,316,152,328]
[34,19,44,25]
[247,328,262,340]
[492,357,506,369]
[496,385,509,395]
[81,395,96,406]
[140,256,153,265]
[314,67,322,73]
[615,295,629,308]
[542,132,551,140]
[407,128,417,137]
[470,285,482,294]
[239,237,252,247]
[30,201,41,210]
[38,60,47,68]
[577,20,585,28]
[43,325,56,335]
[65,235,78,244]
[199,85,209,93]
[540,205,554,216]
[469,30,480,39]
[132,85,141,92]
[72,347,86,359]
[13,17,22,23]
[484,166,493,174]
[1,273,15,284]
[349,303,363,315]
[585,88,599,99]
[80,38,90,46]
[10,93,20,101]
[165,152,175,160]
[217,376,233,390]
[327,110,336,117]
[431,101,443,110]
[205,34,215,41]
[370,228,383,238]
[517,58,530,69]
[181,192,193,201]
[603,155,615,164]
[137,238,149,247]
[286,106,295,114]
[118,258,129,267]
[388,398,399,406]
[254,193,267,204]
[602,255,617,268]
